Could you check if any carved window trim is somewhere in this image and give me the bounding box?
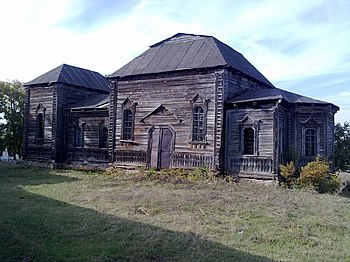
[189,94,209,145]
[301,118,321,157]
[239,115,260,156]
[121,97,137,143]
[35,103,46,145]
[74,121,85,148]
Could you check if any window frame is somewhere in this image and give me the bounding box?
[243,127,255,155]
[74,123,85,148]
[300,118,321,157]
[35,103,46,145]
[189,94,209,144]
[120,97,136,142]
[305,128,317,156]
[99,125,109,149]
[239,115,260,156]
[192,106,205,142]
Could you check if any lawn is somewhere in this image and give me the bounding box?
[0,163,349,262]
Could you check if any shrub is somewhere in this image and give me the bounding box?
[298,156,341,193]
[279,161,297,188]
[146,167,157,179]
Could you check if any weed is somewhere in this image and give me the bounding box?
[279,161,297,188]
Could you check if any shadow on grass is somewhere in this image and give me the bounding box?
[0,165,274,262]
[340,181,350,198]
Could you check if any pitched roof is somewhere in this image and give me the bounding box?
[109,33,274,87]
[227,88,338,108]
[25,64,110,92]
[69,94,109,110]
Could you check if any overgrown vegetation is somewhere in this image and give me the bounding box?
[1,163,349,261]
[280,157,342,194]
[279,161,297,188]
[334,122,350,170]
[299,156,342,193]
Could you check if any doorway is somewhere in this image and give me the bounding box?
[149,126,174,169]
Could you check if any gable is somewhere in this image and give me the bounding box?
[140,104,182,124]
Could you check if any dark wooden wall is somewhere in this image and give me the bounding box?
[111,70,219,168]
[292,104,337,167]
[65,110,109,162]
[225,102,276,179]
[23,83,109,162]
[24,86,54,160]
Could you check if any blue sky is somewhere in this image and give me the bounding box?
[0,0,349,123]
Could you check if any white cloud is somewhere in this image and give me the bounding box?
[0,0,349,123]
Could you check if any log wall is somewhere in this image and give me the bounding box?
[112,70,219,168]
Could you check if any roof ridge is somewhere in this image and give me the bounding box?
[150,33,213,48]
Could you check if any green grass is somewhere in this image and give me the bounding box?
[0,163,350,261]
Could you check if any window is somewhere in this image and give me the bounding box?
[239,115,260,156]
[99,127,108,148]
[190,94,209,144]
[243,127,255,155]
[121,97,136,142]
[35,103,45,144]
[36,113,44,139]
[193,106,205,141]
[305,128,317,156]
[122,109,133,140]
[301,118,320,157]
[74,125,84,148]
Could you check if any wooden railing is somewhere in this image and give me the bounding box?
[114,150,147,164]
[228,156,274,178]
[172,153,214,169]
[67,148,109,162]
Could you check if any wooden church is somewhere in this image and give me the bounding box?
[23,33,339,179]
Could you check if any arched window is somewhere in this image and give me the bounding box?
[74,125,84,148]
[305,129,317,156]
[122,109,133,140]
[243,127,255,155]
[99,127,108,148]
[36,113,44,139]
[192,106,205,141]
[121,97,136,142]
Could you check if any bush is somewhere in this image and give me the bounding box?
[298,156,341,193]
[279,161,297,188]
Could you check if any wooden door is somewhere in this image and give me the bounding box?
[149,126,174,169]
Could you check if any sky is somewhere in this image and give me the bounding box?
[0,0,349,123]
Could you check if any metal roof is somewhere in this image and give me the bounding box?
[69,94,109,110]
[227,88,338,107]
[109,33,274,87]
[25,64,110,92]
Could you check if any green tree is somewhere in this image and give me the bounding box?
[0,80,24,159]
[334,122,350,170]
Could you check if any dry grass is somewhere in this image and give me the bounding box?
[1,163,350,261]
